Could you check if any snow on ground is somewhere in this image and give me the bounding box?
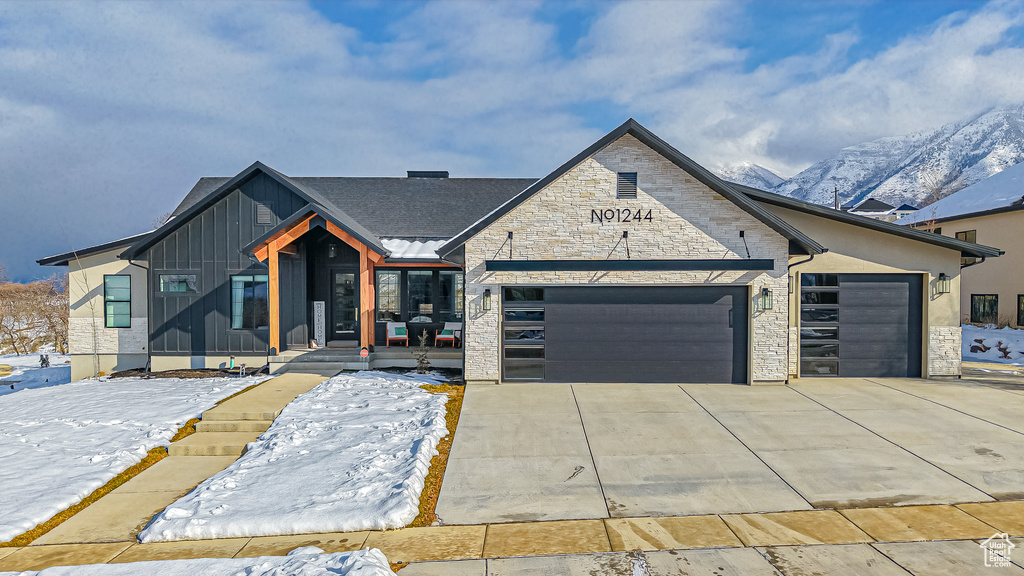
[963,324,1024,365]
[0,375,267,542]
[0,350,71,397]
[140,371,450,542]
[0,547,394,576]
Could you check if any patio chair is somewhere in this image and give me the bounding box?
[387,322,409,347]
[435,322,462,348]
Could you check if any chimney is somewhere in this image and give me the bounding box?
[407,171,449,178]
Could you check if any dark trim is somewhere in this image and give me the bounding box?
[120,162,386,259]
[485,259,775,272]
[239,204,390,258]
[38,232,152,266]
[102,274,132,329]
[437,118,823,258]
[912,202,1024,225]
[734,183,1004,259]
[380,258,454,265]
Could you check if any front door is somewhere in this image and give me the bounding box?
[332,271,359,341]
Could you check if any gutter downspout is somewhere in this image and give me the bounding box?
[960,254,987,270]
[786,252,818,383]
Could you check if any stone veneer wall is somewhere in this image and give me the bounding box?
[462,134,790,384]
[69,317,149,355]
[928,325,962,377]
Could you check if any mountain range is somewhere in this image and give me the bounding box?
[715,103,1024,208]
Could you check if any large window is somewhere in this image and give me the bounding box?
[375,271,401,321]
[439,271,464,321]
[955,230,977,266]
[408,271,434,323]
[231,275,269,330]
[159,274,197,293]
[971,294,998,325]
[1018,295,1024,327]
[103,275,131,328]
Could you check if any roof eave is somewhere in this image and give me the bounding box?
[38,232,153,266]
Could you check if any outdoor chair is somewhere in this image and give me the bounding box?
[387,322,409,347]
[435,322,462,347]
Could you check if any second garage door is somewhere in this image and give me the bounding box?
[502,286,748,383]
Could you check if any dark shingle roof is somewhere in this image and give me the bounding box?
[851,198,895,212]
[172,176,538,239]
[895,203,919,211]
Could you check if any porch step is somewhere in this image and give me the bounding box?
[167,432,261,457]
[196,420,273,433]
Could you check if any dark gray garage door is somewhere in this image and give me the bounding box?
[800,273,923,377]
[502,286,748,383]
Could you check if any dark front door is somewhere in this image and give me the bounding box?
[332,271,359,341]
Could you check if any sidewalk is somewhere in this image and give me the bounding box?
[1,500,1022,571]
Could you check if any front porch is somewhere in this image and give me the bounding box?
[269,347,463,374]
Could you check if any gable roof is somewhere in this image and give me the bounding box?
[38,232,152,266]
[850,198,895,212]
[120,162,391,259]
[240,204,389,257]
[437,118,824,259]
[895,203,919,211]
[733,183,1002,258]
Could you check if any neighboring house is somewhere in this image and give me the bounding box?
[841,198,918,222]
[41,119,999,383]
[897,161,1023,326]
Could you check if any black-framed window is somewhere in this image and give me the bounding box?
[503,287,546,380]
[375,270,401,321]
[231,275,269,330]
[408,271,434,323]
[159,274,197,293]
[956,230,977,266]
[1018,295,1024,327]
[103,275,131,328]
[439,271,464,321]
[971,294,998,324]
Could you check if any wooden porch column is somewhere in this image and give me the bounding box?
[268,242,280,355]
[358,244,375,349]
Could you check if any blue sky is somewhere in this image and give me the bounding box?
[1,0,1023,281]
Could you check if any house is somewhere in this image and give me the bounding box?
[841,198,917,222]
[896,161,1023,326]
[40,119,999,383]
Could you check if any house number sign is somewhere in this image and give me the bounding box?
[590,208,654,224]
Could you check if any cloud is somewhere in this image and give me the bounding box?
[2,0,1024,280]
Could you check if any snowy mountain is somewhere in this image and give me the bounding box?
[773,103,1024,207]
[714,162,785,190]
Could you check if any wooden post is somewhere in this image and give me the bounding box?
[358,244,373,349]
[268,242,280,355]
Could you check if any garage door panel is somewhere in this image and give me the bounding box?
[545,360,735,383]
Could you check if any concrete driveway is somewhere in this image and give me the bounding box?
[435,378,1024,525]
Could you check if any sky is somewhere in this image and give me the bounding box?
[2,0,1024,281]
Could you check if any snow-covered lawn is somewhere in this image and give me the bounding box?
[0,350,71,397]
[0,547,394,575]
[140,371,450,542]
[963,324,1024,365]
[0,375,267,543]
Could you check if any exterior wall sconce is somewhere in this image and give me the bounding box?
[760,287,773,310]
[482,288,492,311]
[937,272,951,294]
[328,244,337,258]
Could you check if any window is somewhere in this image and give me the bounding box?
[231,275,269,330]
[407,271,433,323]
[439,271,464,321]
[502,287,545,380]
[956,230,977,266]
[504,287,544,302]
[971,294,998,324]
[375,271,401,321]
[159,274,197,293]
[103,275,131,328]
[1018,295,1024,327]
[933,227,942,235]
[255,201,274,225]
[617,172,638,199]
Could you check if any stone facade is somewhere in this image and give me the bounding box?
[69,317,148,355]
[928,325,962,377]
[462,134,790,384]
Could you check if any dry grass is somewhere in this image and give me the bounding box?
[391,562,408,572]
[0,364,12,378]
[409,383,465,528]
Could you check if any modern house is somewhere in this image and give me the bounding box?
[841,198,918,222]
[41,120,999,384]
[897,161,1024,326]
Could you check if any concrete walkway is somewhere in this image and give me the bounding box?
[1,501,1022,571]
[25,373,327,547]
[437,379,1024,524]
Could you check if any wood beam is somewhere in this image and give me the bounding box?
[268,244,280,355]
[359,244,372,349]
[325,221,385,263]
[277,244,298,256]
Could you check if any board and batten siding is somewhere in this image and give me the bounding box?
[147,172,308,355]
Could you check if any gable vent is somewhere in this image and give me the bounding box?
[255,201,274,225]
[617,172,638,199]
[407,171,449,178]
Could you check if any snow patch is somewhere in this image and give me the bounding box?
[962,324,1024,366]
[0,350,71,397]
[139,371,450,541]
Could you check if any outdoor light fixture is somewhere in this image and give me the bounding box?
[937,272,951,294]
[482,288,492,311]
[761,287,773,310]
[328,244,337,258]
